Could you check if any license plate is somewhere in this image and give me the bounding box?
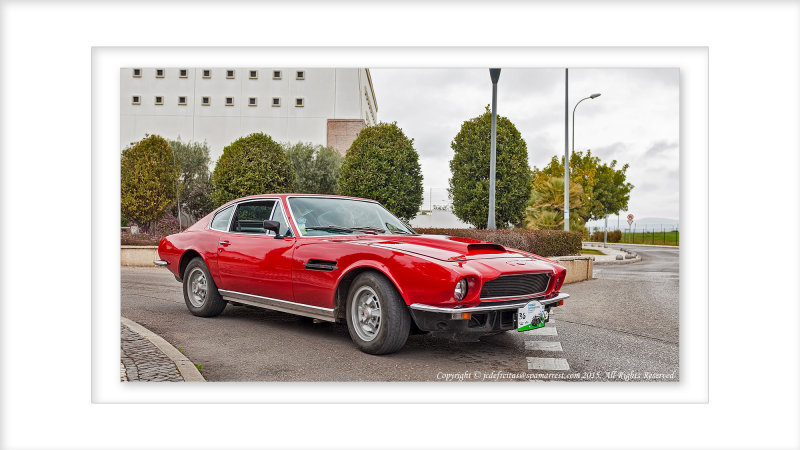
[517,300,547,332]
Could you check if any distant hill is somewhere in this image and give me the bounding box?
[586,217,679,231]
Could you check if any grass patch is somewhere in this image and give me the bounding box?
[194,363,203,373]
[580,248,605,255]
[177,347,185,354]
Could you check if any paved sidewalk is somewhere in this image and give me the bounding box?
[121,323,184,382]
[120,317,206,382]
[582,243,640,264]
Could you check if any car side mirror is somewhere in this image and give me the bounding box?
[263,220,283,239]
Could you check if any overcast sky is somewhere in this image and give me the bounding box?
[370,68,680,222]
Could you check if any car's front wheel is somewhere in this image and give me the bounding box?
[346,272,410,355]
[183,257,227,317]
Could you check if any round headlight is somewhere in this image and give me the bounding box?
[454,278,468,300]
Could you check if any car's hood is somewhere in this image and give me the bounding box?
[361,234,543,262]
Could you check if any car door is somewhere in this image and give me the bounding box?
[216,199,296,301]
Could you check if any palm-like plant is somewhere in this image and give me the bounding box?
[524,177,585,230]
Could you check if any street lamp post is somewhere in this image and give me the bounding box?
[487,68,501,229]
[168,148,182,231]
[565,90,601,231]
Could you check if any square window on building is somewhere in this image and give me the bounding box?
[272,97,281,107]
[178,96,187,105]
[202,96,210,105]
[225,97,234,106]
[155,69,165,78]
[154,96,164,105]
[272,70,282,80]
[249,70,258,79]
[131,95,141,105]
[179,69,188,78]
[202,69,211,78]
[296,70,305,80]
[295,97,304,107]
[248,97,257,106]
[132,68,141,78]
[226,69,235,79]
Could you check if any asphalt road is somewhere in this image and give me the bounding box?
[121,246,679,382]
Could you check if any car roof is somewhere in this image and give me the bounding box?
[221,193,378,207]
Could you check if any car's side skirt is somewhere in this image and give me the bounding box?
[218,289,336,322]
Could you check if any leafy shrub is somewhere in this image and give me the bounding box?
[121,214,181,246]
[120,232,158,246]
[337,123,423,221]
[121,134,178,233]
[212,133,296,206]
[155,214,181,237]
[449,108,531,228]
[414,228,582,257]
[589,229,622,243]
[284,142,343,194]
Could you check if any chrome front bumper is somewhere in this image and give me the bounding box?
[153,260,168,266]
[408,292,569,313]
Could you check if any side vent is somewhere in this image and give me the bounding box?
[303,259,338,271]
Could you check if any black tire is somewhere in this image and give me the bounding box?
[182,257,227,317]
[345,272,411,355]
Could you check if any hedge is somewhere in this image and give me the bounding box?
[414,228,582,257]
[589,229,622,243]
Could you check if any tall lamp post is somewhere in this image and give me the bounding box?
[564,90,601,231]
[168,148,182,231]
[487,68,501,229]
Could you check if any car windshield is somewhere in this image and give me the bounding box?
[287,197,416,236]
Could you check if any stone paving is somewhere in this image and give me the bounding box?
[120,324,184,382]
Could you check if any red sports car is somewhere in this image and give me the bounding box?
[156,194,568,354]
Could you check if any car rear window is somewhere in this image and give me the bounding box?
[210,205,234,231]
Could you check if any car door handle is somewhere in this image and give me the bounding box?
[218,240,231,246]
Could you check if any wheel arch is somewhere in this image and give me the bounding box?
[333,264,407,321]
[178,249,203,281]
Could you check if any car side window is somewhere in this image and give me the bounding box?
[210,205,235,231]
[271,203,293,237]
[231,200,276,234]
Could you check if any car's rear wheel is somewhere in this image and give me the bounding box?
[346,272,410,355]
[183,257,227,317]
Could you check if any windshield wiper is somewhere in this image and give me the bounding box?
[350,226,384,234]
[305,225,380,235]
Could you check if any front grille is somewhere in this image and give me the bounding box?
[480,273,550,299]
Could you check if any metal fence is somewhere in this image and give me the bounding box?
[587,224,680,246]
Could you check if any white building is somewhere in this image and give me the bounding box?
[120,68,378,160]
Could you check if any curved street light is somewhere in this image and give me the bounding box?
[564,92,601,231]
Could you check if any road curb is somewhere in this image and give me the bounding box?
[121,316,206,382]
[587,246,643,266]
[594,255,642,265]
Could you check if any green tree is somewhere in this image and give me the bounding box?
[337,123,424,221]
[168,139,214,220]
[211,133,296,206]
[449,108,532,228]
[121,134,178,232]
[590,161,633,220]
[533,149,633,222]
[524,176,585,230]
[284,142,344,194]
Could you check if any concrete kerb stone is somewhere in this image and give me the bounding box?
[583,244,642,265]
[121,316,206,382]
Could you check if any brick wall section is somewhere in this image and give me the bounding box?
[327,119,366,156]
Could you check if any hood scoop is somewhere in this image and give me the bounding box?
[465,243,506,254]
